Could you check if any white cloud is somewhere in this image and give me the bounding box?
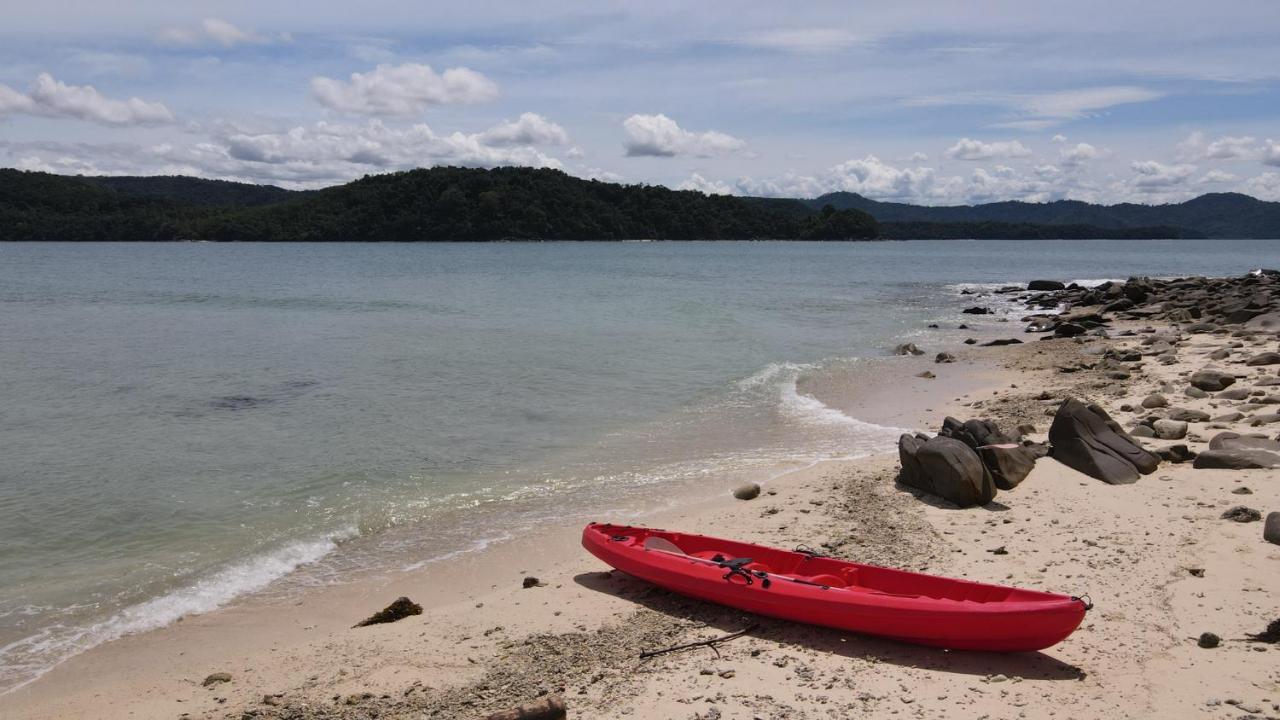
[577,166,623,183]
[737,29,867,53]
[908,151,928,162]
[1178,132,1258,161]
[1127,160,1196,192]
[0,83,37,114]
[677,172,735,195]
[912,86,1163,129]
[566,146,585,159]
[622,114,745,158]
[1019,86,1163,120]
[944,138,1032,161]
[157,18,282,48]
[1242,173,1280,201]
[735,155,957,202]
[0,73,173,125]
[1263,139,1280,167]
[311,63,498,116]
[1059,142,1103,167]
[4,113,568,188]
[1198,169,1237,184]
[217,119,561,171]
[1051,134,1068,143]
[476,112,568,146]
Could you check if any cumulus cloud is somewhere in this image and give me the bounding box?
[218,119,560,172]
[1242,172,1280,201]
[1198,169,1237,184]
[944,138,1032,161]
[734,155,956,202]
[1051,134,1067,143]
[622,114,745,158]
[0,73,173,125]
[677,173,735,195]
[1127,160,1196,192]
[908,151,928,162]
[1059,142,1103,167]
[476,112,569,146]
[1264,139,1280,167]
[1178,132,1258,161]
[4,112,569,188]
[158,18,284,48]
[311,63,498,116]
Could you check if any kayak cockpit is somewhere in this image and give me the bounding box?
[626,526,1034,604]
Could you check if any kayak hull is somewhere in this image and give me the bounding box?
[582,523,1087,652]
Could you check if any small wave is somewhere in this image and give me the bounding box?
[735,361,815,391]
[0,526,358,696]
[779,377,906,438]
[399,531,514,572]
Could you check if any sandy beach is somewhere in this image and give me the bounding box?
[4,275,1279,720]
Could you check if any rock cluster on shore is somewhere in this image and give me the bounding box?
[898,416,1043,507]
[894,269,1279,554]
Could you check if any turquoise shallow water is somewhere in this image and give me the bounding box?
[0,239,1276,691]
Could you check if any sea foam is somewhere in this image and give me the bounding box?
[0,525,357,695]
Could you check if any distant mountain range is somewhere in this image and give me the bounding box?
[1,166,1276,240]
[805,191,1280,238]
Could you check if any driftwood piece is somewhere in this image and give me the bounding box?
[482,695,567,720]
[639,625,758,660]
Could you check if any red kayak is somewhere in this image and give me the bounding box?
[582,523,1089,652]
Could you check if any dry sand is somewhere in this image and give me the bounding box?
[2,314,1278,720]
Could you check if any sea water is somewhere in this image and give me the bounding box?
[0,239,1274,692]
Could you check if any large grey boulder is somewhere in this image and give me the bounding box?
[1243,312,1280,331]
[977,445,1038,491]
[1028,280,1066,291]
[938,417,1037,491]
[1153,419,1188,439]
[1265,512,1280,545]
[1048,398,1160,484]
[1246,352,1280,366]
[938,416,1016,448]
[898,433,997,508]
[1166,407,1210,422]
[1190,369,1236,391]
[1208,432,1280,452]
[1193,449,1280,469]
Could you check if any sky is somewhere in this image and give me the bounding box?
[2,1,1280,205]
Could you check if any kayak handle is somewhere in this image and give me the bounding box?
[794,545,827,559]
[1071,594,1094,611]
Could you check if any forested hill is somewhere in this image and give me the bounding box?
[83,175,304,207]
[0,166,1268,240]
[0,167,875,241]
[809,191,1280,238]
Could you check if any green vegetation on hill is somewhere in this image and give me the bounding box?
[0,167,877,241]
[2,166,1275,241]
[84,175,303,207]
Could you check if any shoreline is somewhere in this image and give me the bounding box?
[5,273,1279,719]
[0,320,1014,718]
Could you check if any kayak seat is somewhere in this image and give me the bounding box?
[644,536,687,554]
[803,573,848,589]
